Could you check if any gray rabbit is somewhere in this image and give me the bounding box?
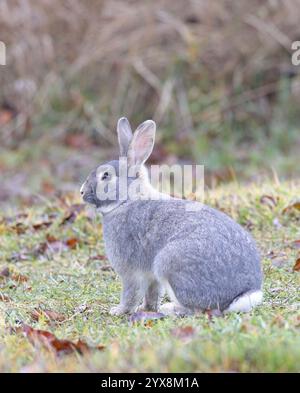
[81,118,263,316]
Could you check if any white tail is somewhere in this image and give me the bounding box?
[225,290,263,313]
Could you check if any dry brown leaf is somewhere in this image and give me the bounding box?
[260,195,278,209]
[36,235,80,256]
[0,293,11,302]
[60,204,85,225]
[99,265,113,271]
[291,240,300,249]
[10,222,28,234]
[293,258,300,272]
[11,273,29,282]
[171,326,196,340]
[282,201,300,214]
[89,254,107,261]
[65,238,79,249]
[21,324,105,355]
[32,221,53,231]
[0,267,10,278]
[0,267,29,283]
[31,308,66,323]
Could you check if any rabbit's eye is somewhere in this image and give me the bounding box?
[101,172,109,180]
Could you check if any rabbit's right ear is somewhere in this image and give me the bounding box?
[117,117,133,156]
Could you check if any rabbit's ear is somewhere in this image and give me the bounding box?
[117,117,133,156]
[128,120,156,166]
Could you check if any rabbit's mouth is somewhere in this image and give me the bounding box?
[82,192,98,206]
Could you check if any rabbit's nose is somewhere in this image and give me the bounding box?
[80,183,86,196]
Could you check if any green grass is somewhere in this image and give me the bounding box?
[0,180,299,372]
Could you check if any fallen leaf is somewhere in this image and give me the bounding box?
[99,265,113,271]
[31,308,66,323]
[46,234,57,243]
[171,326,196,340]
[9,325,23,335]
[75,340,105,353]
[260,195,278,209]
[32,221,52,231]
[11,273,29,282]
[291,240,300,249]
[21,324,105,355]
[0,267,10,277]
[0,267,28,282]
[60,204,85,225]
[89,254,107,261]
[65,237,79,249]
[129,311,165,326]
[293,258,300,272]
[282,201,300,214]
[36,236,66,256]
[0,293,11,302]
[36,235,80,255]
[10,222,27,234]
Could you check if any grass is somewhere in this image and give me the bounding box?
[0,180,299,372]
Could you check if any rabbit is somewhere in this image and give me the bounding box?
[80,117,263,316]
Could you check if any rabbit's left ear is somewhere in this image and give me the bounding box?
[128,120,156,166]
[117,117,133,156]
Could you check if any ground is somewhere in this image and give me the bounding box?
[0,180,299,372]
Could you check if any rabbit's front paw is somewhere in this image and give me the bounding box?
[137,303,158,312]
[109,305,128,316]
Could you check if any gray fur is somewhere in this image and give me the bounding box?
[81,118,263,315]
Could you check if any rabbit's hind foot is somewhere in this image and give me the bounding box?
[159,302,193,317]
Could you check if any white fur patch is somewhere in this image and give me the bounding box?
[225,290,263,313]
[140,165,171,200]
[163,280,180,305]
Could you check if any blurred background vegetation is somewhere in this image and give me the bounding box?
[1,0,300,206]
